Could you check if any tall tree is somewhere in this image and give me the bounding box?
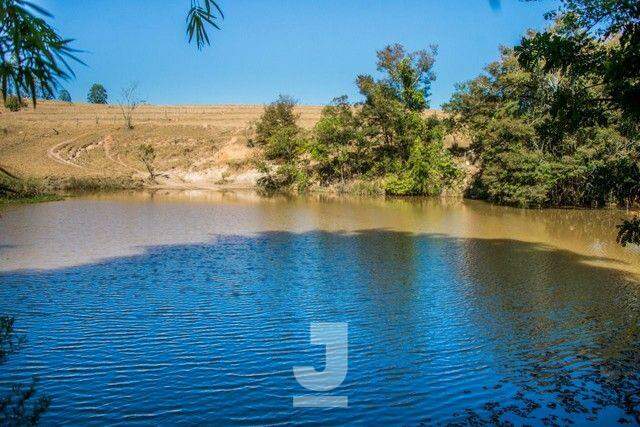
[517,0,640,244]
[517,0,639,124]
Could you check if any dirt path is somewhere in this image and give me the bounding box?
[42,129,260,190]
[47,133,92,169]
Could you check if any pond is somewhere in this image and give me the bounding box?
[1,191,639,425]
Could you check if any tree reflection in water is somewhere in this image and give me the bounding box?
[0,230,638,424]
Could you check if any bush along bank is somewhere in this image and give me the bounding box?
[252,44,463,197]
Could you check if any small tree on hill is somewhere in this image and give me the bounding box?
[4,96,23,111]
[137,144,156,182]
[58,89,71,103]
[87,83,108,104]
[254,95,300,146]
[119,82,143,129]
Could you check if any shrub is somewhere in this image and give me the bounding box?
[311,96,362,183]
[255,45,459,198]
[4,96,23,111]
[254,95,299,146]
[137,144,156,182]
[384,140,460,196]
[478,148,557,208]
[263,126,304,162]
[257,163,309,194]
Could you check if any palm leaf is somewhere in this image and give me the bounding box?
[1,0,83,106]
[186,0,223,50]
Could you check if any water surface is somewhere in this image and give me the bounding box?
[0,191,639,425]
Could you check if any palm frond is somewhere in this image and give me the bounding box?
[186,0,223,50]
[0,0,84,106]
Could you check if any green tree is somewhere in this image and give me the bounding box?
[87,83,107,104]
[374,43,438,111]
[58,89,71,102]
[4,95,23,111]
[517,0,639,122]
[354,43,451,185]
[255,45,459,196]
[445,42,639,209]
[254,95,300,147]
[384,136,460,196]
[516,0,640,244]
[311,96,362,184]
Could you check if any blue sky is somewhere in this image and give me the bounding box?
[41,0,556,107]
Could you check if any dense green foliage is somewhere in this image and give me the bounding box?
[252,96,309,193]
[519,0,639,121]
[253,95,300,149]
[87,83,107,104]
[255,44,460,195]
[58,89,71,102]
[445,0,639,211]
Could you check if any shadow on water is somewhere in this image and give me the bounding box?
[0,230,639,425]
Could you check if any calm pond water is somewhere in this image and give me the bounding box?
[0,191,639,425]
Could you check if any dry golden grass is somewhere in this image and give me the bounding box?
[3,100,324,129]
[0,101,324,188]
[0,101,462,190]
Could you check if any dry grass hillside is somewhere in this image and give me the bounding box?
[1,101,461,191]
[0,101,324,189]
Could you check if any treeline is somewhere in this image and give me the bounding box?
[3,82,110,111]
[445,0,639,245]
[445,44,639,209]
[445,1,639,210]
[251,0,639,244]
[253,44,461,196]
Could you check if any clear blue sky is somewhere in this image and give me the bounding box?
[41,0,556,107]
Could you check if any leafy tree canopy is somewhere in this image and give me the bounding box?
[445,0,639,245]
[255,45,459,197]
[58,88,71,102]
[87,83,107,104]
[517,0,640,123]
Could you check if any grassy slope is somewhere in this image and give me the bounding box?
[0,101,456,193]
[0,101,323,190]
